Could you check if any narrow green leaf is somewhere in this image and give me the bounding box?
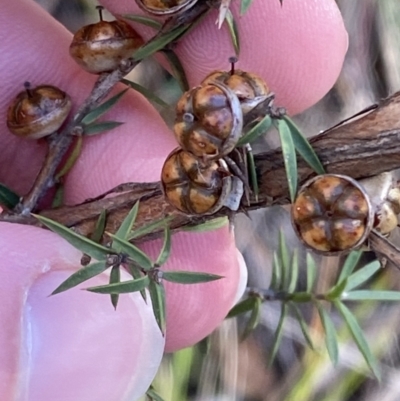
[81,89,129,125]
[113,202,140,246]
[282,116,325,175]
[122,14,162,29]
[279,230,291,290]
[51,184,64,208]
[133,25,189,61]
[160,49,190,92]
[337,250,362,284]
[86,275,150,294]
[316,302,338,365]
[91,210,107,244]
[0,183,20,209]
[51,261,108,295]
[237,114,272,146]
[83,121,124,136]
[290,302,314,349]
[127,264,147,302]
[241,297,261,340]
[246,149,259,200]
[288,249,299,293]
[306,253,317,293]
[110,265,121,309]
[224,9,240,56]
[240,0,254,15]
[270,251,282,290]
[227,296,257,318]
[277,119,297,202]
[146,387,165,401]
[334,301,381,380]
[268,303,288,366]
[289,291,313,302]
[162,271,223,284]
[108,234,153,270]
[55,136,83,179]
[34,214,111,261]
[182,217,228,232]
[122,79,169,108]
[148,281,166,334]
[326,278,348,300]
[343,290,400,301]
[156,226,171,266]
[128,216,174,240]
[345,260,381,292]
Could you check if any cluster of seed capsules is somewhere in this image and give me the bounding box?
[160,68,271,215]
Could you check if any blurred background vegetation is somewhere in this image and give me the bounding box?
[37,0,400,400]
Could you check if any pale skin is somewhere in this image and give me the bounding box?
[0,0,348,400]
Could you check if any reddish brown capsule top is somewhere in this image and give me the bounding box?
[161,148,236,215]
[135,0,198,15]
[201,69,270,115]
[7,83,72,139]
[69,17,143,74]
[174,82,243,161]
[291,174,374,254]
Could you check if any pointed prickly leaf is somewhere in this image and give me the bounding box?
[133,25,189,61]
[91,210,107,244]
[227,296,257,318]
[128,216,174,240]
[122,14,162,29]
[51,261,108,295]
[270,251,282,290]
[237,114,272,146]
[316,301,338,365]
[156,226,171,266]
[182,217,228,232]
[110,265,121,309]
[246,149,259,200]
[334,300,381,380]
[86,275,150,294]
[0,183,20,209]
[282,116,325,175]
[56,136,83,179]
[279,230,291,290]
[277,119,297,202]
[81,89,129,125]
[306,253,317,293]
[127,264,147,302]
[343,290,400,301]
[288,249,299,293]
[344,260,381,292]
[83,121,124,136]
[241,296,262,340]
[146,387,165,401]
[108,234,153,270]
[337,250,362,284]
[122,79,169,108]
[162,271,223,284]
[224,9,240,56]
[33,214,111,261]
[290,302,314,349]
[148,280,166,335]
[160,49,189,92]
[113,202,140,250]
[326,278,348,301]
[268,303,288,366]
[240,0,254,15]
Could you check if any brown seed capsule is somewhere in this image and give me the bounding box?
[174,82,243,162]
[7,82,72,139]
[135,0,198,15]
[161,148,243,215]
[201,69,270,115]
[69,8,143,74]
[291,174,374,254]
